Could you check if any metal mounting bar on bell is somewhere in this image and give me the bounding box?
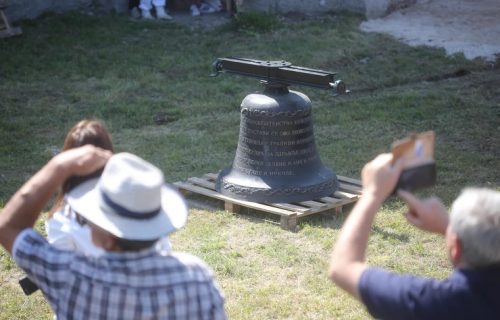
[212,57,347,95]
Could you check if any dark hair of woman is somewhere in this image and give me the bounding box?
[48,120,113,218]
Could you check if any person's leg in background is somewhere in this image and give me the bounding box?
[139,0,172,19]
[190,0,202,16]
[153,0,172,19]
[224,0,243,17]
[129,0,141,18]
[235,0,244,14]
[139,0,154,19]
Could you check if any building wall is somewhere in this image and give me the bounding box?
[243,0,415,18]
[244,0,363,15]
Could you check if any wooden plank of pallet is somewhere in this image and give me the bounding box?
[333,191,358,199]
[269,202,311,214]
[320,196,341,203]
[280,214,297,231]
[174,172,362,231]
[188,173,357,213]
[188,177,215,190]
[203,172,218,180]
[297,195,359,217]
[224,202,241,213]
[297,200,327,209]
[185,176,311,214]
[338,184,362,195]
[174,181,297,217]
[337,175,362,186]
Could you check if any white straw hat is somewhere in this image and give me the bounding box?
[66,152,188,240]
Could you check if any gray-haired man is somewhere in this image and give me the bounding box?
[0,145,227,319]
[329,153,500,320]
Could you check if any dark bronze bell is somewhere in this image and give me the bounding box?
[216,82,338,203]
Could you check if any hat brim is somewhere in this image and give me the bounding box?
[66,178,188,240]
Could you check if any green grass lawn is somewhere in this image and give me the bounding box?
[0,11,499,319]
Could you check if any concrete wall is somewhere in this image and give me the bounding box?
[243,0,415,18]
[243,0,361,15]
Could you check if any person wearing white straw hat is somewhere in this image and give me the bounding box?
[0,145,227,319]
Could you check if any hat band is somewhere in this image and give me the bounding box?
[101,190,160,220]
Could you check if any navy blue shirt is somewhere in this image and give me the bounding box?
[359,266,500,320]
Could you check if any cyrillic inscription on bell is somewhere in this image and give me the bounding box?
[216,84,338,203]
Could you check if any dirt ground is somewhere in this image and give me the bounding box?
[360,0,500,62]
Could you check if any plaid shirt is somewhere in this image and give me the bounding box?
[13,229,227,320]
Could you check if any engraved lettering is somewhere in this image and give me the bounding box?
[243,116,311,127]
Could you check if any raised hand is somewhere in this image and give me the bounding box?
[398,190,449,235]
[53,145,112,177]
[361,153,405,201]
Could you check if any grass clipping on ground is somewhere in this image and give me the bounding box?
[0,11,498,320]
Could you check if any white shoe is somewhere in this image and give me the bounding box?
[155,6,173,20]
[190,4,201,16]
[142,9,154,20]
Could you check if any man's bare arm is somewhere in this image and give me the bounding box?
[329,154,404,299]
[0,145,111,254]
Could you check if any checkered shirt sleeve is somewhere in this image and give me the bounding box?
[13,229,227,319]
[13,229,75,311]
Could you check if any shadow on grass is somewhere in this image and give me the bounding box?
[296,208,350,231]
[372,225,410,242]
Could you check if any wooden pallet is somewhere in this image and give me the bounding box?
[174,173,362,230]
